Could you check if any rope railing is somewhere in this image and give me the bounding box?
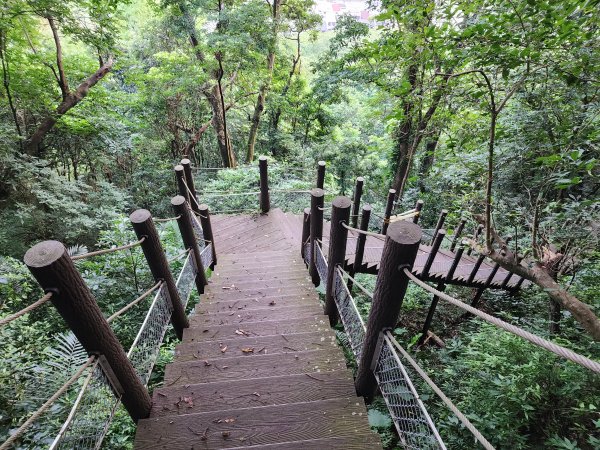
[168,248,191,263]
[106,281,163,323]
[341,222,386,241]
[153,215,181,223]
[338,268,374,300]
[403,269,600,374]
[71,238,145,261]
[385,332,495,450]
[0,292,52,327]
[0,356,97,450]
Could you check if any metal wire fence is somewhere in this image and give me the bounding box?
[333,268,366,361]
[374,334,446,450]
[200,243,213,270]
[315,244,328,288]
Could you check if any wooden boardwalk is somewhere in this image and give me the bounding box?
[321,224,523,290]
[134,209,382,449]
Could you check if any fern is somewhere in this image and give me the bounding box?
[66,245,88,257]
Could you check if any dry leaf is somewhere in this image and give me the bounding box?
[220,345,228,353]
[241,347,254,353]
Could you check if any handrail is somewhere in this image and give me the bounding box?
[403,268,600,374]
[71,237,145,261]
[0,292,52,328]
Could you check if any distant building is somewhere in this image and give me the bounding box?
[313,0,380,31]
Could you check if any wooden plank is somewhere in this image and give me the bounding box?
[232,436,382,450]
[134,397,376,449]
[209,272,311,285]
[150,370,356,416]
[202,286,318,302]
[190,306,325,327]
[197,294,320,313]
[182,317,333,343]
[163,349,347,385]
[205,278,314,293]
[212,265,308,277]
[175,330,338,361]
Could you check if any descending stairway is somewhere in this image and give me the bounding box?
[134,209,382,449]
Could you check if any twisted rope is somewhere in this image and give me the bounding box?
[106,281,163,323]
[71,238,145,261]
[168,249,191,263]
[341,222,386,241]
[385,332,495,450]
[338,268,374,300]
[0,292,53,328]
[0,356,96,450]
[403,269,600,374]
[153,215,181,223]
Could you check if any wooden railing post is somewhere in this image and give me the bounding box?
[422,229,445,279]
[309,188,324,286]
[413,199,424,224]
[418,246,464,345]
[355,220,421,401]
[301,207,311,261]
[171,196,208,294]
[316,160,326,189]
[350,177,364,228]
[325,196,351,325]
[349,204,371,290]
[24,241,152,422]
[198,203,217,269]
[130,209,189,340]
[174,164,189,204]
[259,156,270,213]
[180,158,200,215]
[431,209,448,244]
[381,188,396,235]
[450,218,467,252]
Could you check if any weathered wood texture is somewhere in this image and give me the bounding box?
[134,210,381,449]
[24,241,151,422]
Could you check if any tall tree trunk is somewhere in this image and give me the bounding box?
[418,136,439,193]
[24,58,113,155]
[204,84,235,167]
[246,0,281,162]
[271,33,301,134]
[0,30,22,140]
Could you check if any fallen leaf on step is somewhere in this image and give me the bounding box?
[220,345,228,353]
[235,329,250,336]
[269,300,276,306]
[241,347,254,353]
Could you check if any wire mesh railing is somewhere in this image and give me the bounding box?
[374,334,446,450]
[315,244,328,287]
[333,268,366,361]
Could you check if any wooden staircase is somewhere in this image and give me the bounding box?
[133,209,382,449]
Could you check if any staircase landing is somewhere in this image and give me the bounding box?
[133,209,382,449]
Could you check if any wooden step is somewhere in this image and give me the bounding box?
[183,317,332,343]
[196,294,320,313]
[150,370,356,416]
[212,265,307,277]
[203,286,317,302]
[190,305,325,327]
[205,278,314,293]
[134,397,375,449]
[175,331,338,361]
[163,349,347,385]
[209,272,311,285]
[234,436,382,449]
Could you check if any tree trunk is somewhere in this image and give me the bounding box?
[204,84,235,167]
[24,59,114,155]
[418,137,439,193]
[246,0,281,162]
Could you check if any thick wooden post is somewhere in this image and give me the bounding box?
[171,196,208,294]
[450,218,467,252]
[259,156,270,213]
[381,188,396,235]
[309,188,324,286]
[350,205,371,282]
[130,209,189,340]
[413,199,424,224]
[325,196,351,325]
[301,207,311,261]
[174,164,189,204]
[431,209,448,244]
[418,246,464,345]
[24,241,152,422]
[198,204,217,269]
[316,161,326,189]
[422,229,445,279]
[350,177,364,228]
[180,158,200,215]
[355,221,421,401]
